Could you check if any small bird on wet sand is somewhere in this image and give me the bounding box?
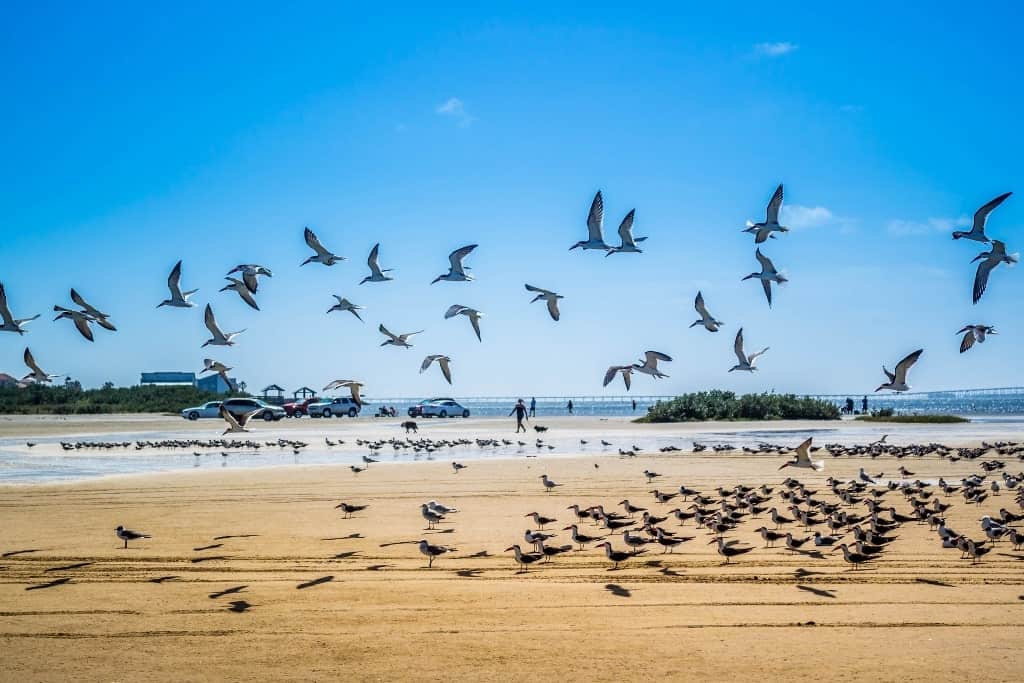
[505,544,543,572]
[116,525,150,549]
[595,541,637,569]
[540,474,562,492]
[526,511,557,529]
[418,539,456,567]
[563,524,605,550]
[335,502,368,518]
[452,461,467,473]
[709,537,754,563]
[833,543,873,569]
[421,503,444,528]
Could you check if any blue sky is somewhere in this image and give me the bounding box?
[1,3,1022,397]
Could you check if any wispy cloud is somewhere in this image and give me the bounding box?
[886,215,968,237]
[754,41,798,57]
[436,97,474,126]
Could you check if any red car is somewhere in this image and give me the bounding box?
[283,397,319,418]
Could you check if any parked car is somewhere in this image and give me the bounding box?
[308,397,361,418]
[283,397,319,418]
[180,401,223,420]
[407,398,470,418]
[221,397,286,422]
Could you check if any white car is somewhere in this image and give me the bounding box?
[181,401,223,420]
[308,397,362,418]
[408,398,470,418]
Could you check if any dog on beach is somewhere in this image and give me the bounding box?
[534,425,548,433]
[401,420,418,433]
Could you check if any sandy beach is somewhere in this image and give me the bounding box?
[1,416,1022,681]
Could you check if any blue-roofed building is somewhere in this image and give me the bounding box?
[196,373,236,394]
[140,372,196,386]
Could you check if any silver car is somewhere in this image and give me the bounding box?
[181,401,223,420]
[308,397,362,418]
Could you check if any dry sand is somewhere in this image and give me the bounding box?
[1,416,1023,681]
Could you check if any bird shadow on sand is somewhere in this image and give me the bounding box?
[333,551,360,560]
[227,600,252,613]
[794,567,824,578]
[191,556,229,563]
[915,577,955,587]
[149,576,179,584]
[322,534,363,541]
[644,560,663,568]
[468,550,490,558]
[26,577,71,591]
[379,540,420,548]
[209,585,247,599]
[45,561,92,572]
[997,553,1024,561]
[365,564,394,571]
[3,549,43,558]
[193,544,224,552]
[297,576,334,589]
[213,534,260,541]
[659,566,684,577]
[456,568,483,578]
[796,584,836,598]
[792,549,827,560]
[605,583,632,597]
[425,528,455,535]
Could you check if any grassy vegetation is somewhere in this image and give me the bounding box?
[636,390,840,423]
[855,414,969,424]
[0,383,244,415]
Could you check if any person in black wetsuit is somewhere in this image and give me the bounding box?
[510,399,529,433]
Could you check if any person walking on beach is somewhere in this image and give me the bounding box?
[529,397,536,417]
[631,398,637,412]
[511,399,529,433]
[567,399,574,415]
[862,396,868,414]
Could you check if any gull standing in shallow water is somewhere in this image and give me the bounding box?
[605,209,647,255]
[570,190,610,251]
[444,304,483,342]
[431,244,477,284]
[0,282,39,334]
[322,380,364,406]
[729,328,768,372]
[875,349,923,392]
[525,284,563,321]
[742,249,787,307]
[219,277,259,311]
[360,243,394,284]
[227,264,272,293]
[420,355,453,384]
[157,260,199,308]
[971,240,1018,304]
[21,347,59,385]
[958,325,996,354]
[743,184,788,244]
[378,324,422,348]
[689,291,722,332]
[301,226,344,266]
[327,296,363,321]
[778,438,823,471]
[201,304,244,348]
[952,192,1011,242]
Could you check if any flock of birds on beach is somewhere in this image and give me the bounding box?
[2,186,1019,424]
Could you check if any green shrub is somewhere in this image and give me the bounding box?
[636,390,840,423]
[0,383,247,415]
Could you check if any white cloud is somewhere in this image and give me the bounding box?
[754,41,798,57]
[886,215,969,237]
[436,97,473,126]
[782,204,833,230]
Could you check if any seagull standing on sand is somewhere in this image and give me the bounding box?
[227,264,272,293]
[301,226,344,266]
[632,351,671,379]
[729,328,769,372]
[418,540,457,568]
[157,260,199,308]
[540,474,562,492]
[360,243,394,284]
[421,503,445,529]
[689,291,723,332]
[200,358,233,387]
[570,191,610,251]
[327,296,364,321]
[875,349,923,392]
[322,380,364,406]
[20,347,59,385]
[605,209,647,255]
[743,184,788,243]
[220,405,261,435]
[201,304,244,347]
[778,438,823,471]
[115,525,150,549]
[431,245,477,284]
[444,305,484,342]
[952,192,1011,242]
[219,277,259,311]
[0,282,39,334]
[379,324,422,348]
[971,240,1018,304]
[420,355,453,384]
[742,249,787,307]
[525,284,563,321]
[958,325,996,354]
[603,365,634,391]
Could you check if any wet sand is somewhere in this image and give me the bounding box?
[1,417,1023,680]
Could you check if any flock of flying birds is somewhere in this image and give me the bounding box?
[0,186,1017,406]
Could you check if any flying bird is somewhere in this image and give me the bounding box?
[220,405,261,435]
[0,282,39,334]
[157,260,199,308]
[420,355,453,384]
[952,192,1012,242]
[227,264,272,293]
[570,191,610,251]
[729,328,768,372]
[322,379,364,406]
[53,306,99,342]
[957,325,996,354]
[743,184,788,243]
[360,243,394,284]
[70,289,116,330]
[201,304,245,347]
[603,365,633,391]
[689,291,722,332]
[875,349,923,392]
[378,324,422,348]
[301,226,344,266]
[633,351,671,379]
[444,304,483,341]
[219,277,259,311]
[327,296,364,321]
[525,284,563,321]
[742,249,787,307]
[200,358,233,387]
[971,240,1018,304]
[605,209,647,255]
[778,437,823,471]
[21,347,59,385]
[431,244,477,284]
